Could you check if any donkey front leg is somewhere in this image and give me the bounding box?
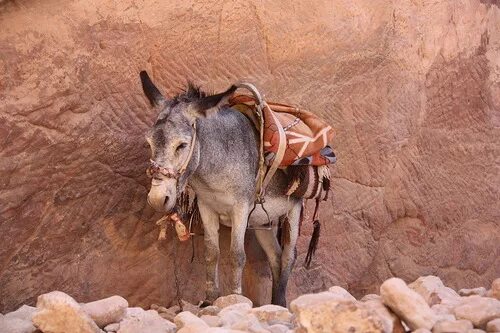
[198,201,221,302]
[229,203,250,294]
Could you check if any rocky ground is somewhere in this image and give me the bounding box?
[1,276,499,333]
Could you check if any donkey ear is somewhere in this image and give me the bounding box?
[140,71,166,107]
[194,85,237,117]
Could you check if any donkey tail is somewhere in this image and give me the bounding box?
[304,220,321,269]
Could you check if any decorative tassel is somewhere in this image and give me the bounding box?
[304,220,321,269]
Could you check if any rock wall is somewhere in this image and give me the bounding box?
[0,0,499,312]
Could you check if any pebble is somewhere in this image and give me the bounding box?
[213,294,253,309]
[432,319,473,333]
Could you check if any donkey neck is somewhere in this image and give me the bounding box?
[187,107,259,199]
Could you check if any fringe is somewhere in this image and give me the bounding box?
[304,220,321,269]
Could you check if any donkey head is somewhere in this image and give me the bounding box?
[140,71,236,212]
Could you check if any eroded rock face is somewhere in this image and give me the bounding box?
[0,0,499,312]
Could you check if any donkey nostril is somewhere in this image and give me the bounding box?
[164,196,169,206]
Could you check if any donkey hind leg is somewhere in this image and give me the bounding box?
[198,201,221,302]
[228,203,250,294]
[254,229,283,305]
[277,201,302,306]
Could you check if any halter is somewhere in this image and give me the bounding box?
[146,123,197,181]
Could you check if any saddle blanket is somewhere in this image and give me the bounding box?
[228,94,336,167]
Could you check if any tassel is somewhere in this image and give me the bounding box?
[304,220,321,269]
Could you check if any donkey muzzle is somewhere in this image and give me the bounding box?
[147,179,177,212]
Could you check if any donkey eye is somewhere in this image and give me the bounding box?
[176,142,188,152]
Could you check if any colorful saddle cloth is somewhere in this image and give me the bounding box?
[228,95,336,167]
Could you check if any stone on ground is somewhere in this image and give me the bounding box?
[459,288,488,297]
[0,316,36,333]
[174,310,208,329]
[327,286,357,301]
[488,279,500,301]
[290,295,384,333]
[117,308,175,333]
[32,291,102,333]
[380,277,437,330]
[432,319,473,333]
[4,305,37,321]
[199,305,221,316]
[213,294,253,309]
[486,318,500,332]
[217,303,252,327]
[268,323,291,333]
[82,295,128,328]
[104,322,120,332]
[201,314,223,327]
[250,304,293,324]
[409,276,461,306]
[453,296,500,329]
[363,298,405,333]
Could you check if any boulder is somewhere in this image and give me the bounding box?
[268,324,291,333]
[4,305,37,321]
[213,294,253,309]
[459,288,488,297]
[454,296,500,329]
[82,296,128,328]
[199,305,221,316]
[361,294,381,302]
[290,294,384,333]
[409,276,461,306]
[250,304,293,324]
[413,329,432,333]
[32,291,102,333]
[201,315,223,327]
[488,279,500,301]
[229,313,268,333]
[432,319,473,333]
[363,298,405,333]
[117,309,176,333]
[327,286,357,301]
[380,278,437,330]
[174,311,208,329]
[104,322,120,332]
[0,316,36,333]
[486,318,500,333]
[217,303,252,327]
[468,330,486,333]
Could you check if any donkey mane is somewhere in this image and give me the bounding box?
[172,82,208,104]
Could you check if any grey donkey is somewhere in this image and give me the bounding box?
[140,71,302,306]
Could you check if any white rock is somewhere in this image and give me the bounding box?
[327,286,357,301]
[432,319,473,333]
[32,291,102,333]
[432,304,456,316]
[361,294,381,302]
[459,288,488,297]
[468,330,486,333]
[409,276,461,306]
[454,296,500,329]
[413,329,432,333]
[488,279,500,301]
[213,294,253,309]
[104,322,120,332]
[199,305,221,316]
[201,314,223,327]
[218,303,252,327]
[82,296,128,328]
[174,311,208,329]
[486,318,500,332]
[268,324,291,333]
[251,304,293,324]
[380,277,437,330]
[229,313,268,333]
[290,294,384,333]
[117,309,175,333]
[0,316,36,333]
[363,298,405,333]
[178,328,247,333]
[4,305,37,321]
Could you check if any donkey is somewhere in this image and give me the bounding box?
[140,71,302,306]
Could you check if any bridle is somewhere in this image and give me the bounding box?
[146,123,198,182]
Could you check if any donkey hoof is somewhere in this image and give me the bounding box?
[199,300,213,308]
